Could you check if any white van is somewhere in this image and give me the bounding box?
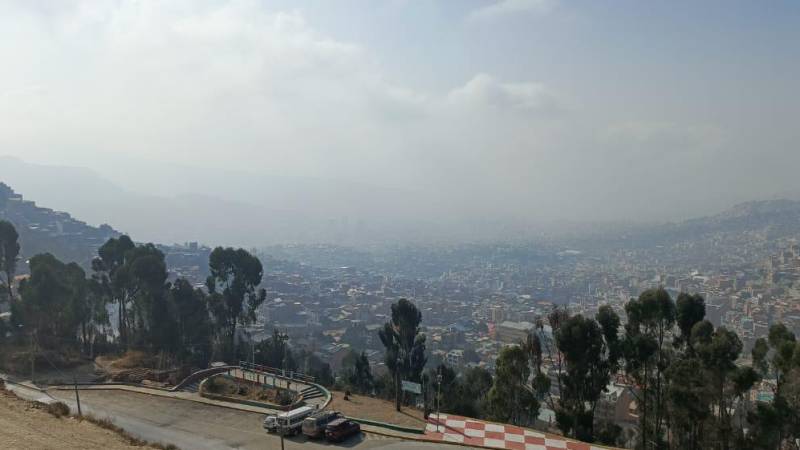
[263,406,315,436]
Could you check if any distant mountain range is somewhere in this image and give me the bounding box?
[3,154,800,255]
[0,156,454,246]
[560,198,800,256]
[648,199,800,243]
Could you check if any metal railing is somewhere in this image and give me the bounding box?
[237,361,315,383]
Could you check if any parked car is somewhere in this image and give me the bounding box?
[302,410,343,439]
[325,418,361,442]
[263,406,315,436]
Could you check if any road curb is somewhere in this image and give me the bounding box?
[362,426,493,449]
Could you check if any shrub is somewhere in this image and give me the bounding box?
[46,401,70,418]
[276,389,295,406]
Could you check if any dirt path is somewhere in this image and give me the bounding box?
[0,388,164,449]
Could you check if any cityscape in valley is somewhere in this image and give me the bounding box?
[3,179,800,449]
[2,1,800,450]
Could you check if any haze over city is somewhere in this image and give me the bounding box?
[1,0,799,245]
[5,2,800,450]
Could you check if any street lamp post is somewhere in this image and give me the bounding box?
[436,367,443,433]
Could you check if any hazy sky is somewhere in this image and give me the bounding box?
[1,0,799,225]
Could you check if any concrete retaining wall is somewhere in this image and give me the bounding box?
[198,375,305,411]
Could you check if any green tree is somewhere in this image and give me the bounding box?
[379,298,427,411]
[0,220,20,301]
[540,307,569,411]
[693,325,752,450]
[342,350,374,394]
[554,309,621,442]
[454,366,494,418]
[665,356,711,450]
[80,277,111,356]
[623,287,676,450]
[94,237,173,352]
[125,244,169,350]
[206,247,266,357]
[168,279,212,366]
[487,345,539,426]
[675,293,705,352]
[13,253,87,350]
[746,324,800,448]
[255,329,291,369]
[295,349,334,386]
[93,235,136,347]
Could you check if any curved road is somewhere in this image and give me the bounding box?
[41,389,476,450]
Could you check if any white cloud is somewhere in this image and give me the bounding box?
[3,0,772,229]
[467,0,556,22]
[0,1,560,203]
[447,73,560,114]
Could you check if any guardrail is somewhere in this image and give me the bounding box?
[237,361,315,383]
[173,365,238,391]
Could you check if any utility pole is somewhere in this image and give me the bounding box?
[436,367,442,432]
[73,376,82,417]
[394,354,400,412]
[279,422,285,450]
[29,330,35,384]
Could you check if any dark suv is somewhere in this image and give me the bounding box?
[325,418,361,442]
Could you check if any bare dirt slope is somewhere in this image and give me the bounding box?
[0,389,163,449]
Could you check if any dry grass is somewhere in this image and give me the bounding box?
[0,384,179,449]
[45,401,71,418]
[204,375,295,406]
[80,415,179,450]
[107,351,155,370]
[328,390,426,429]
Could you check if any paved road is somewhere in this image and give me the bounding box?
[43,389,476,450]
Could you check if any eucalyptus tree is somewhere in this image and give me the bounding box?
[487,345,539,426]
[93,235,136,347]
[747,324,800,448]
[379,298,427,411]
[554,306,621,442]
[693,324,755,450]
[675,293,706,353]
[168,278,212,366]
[206,247,266,357]
[623,287,676,450]
[13,253,88,350]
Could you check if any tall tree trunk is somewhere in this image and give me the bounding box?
[81,322,87,354]
[118,298,126,349]
[5,271,12,301]
[642,365,649,450]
